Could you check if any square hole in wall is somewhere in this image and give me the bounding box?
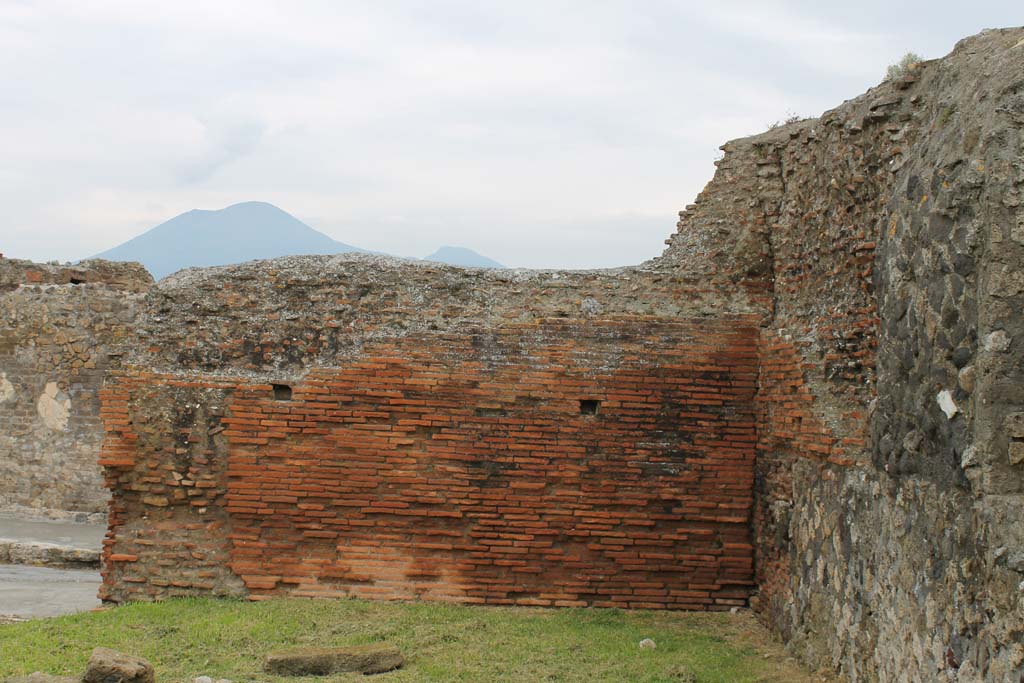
[579,399,600,415]
[272,384,292,401]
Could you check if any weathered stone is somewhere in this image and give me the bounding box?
[1012,216,1024,244]
[1008,442,1024,466]
[0,540,99,569]
[263,644,403,676]
[984,330,1011,352]
[81,648,154,683]
[1004,413,1024,439]
[958,365,976,393]
[987,266,1024,298]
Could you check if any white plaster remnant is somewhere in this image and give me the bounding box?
[937,390,959,419]
[0,372,14,403]
[37,381,70,431]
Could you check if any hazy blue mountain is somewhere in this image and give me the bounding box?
[423,246,504,268]
[93,201,368,279]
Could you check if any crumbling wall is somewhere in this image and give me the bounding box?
[100,316,760,607]
[0,259,151,519]
[662,28,1024,683]
[97,254,766,607]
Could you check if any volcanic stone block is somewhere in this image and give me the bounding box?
[263,644,404,675]
[81,648,154,683]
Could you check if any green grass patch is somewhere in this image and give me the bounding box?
[0,598,810,682]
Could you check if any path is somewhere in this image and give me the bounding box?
[0,515,105,619]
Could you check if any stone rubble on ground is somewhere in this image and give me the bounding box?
[3,649,154,683]
[80,648,154,683]
[263,644,404,676]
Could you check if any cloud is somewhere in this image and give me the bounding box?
[1,1,1018,266]
[176,116,267,185]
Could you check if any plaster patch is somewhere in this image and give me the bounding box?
[36,381,70,431]
[0,373,14,404]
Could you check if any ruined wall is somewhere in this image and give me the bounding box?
[94,241,773,605]
[658,28,1024,683]
[0,259,151,519]
[100,285,762,608]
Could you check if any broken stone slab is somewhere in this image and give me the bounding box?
[81,648,154,683]
[264,644,404,676]
[0,540,100,569]
[5,674,77,683]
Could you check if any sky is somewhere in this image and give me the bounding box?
[1,1,1020,269]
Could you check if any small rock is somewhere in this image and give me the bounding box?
[639,638,657,650]
[1004,413,1024,439]
[984,330,1011,352]
[264,644,403,676]
[957,365,976,394]
[902,429,925,454]
[194,677,213,683]
[937,390,959,419]
[82,648,154,683]
[960,445,979,469]
[1009,442,1024,466]
[1013,216,1024,244]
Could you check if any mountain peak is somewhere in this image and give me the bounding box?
[92,202,366,280]
[424,246,504,269]
[90,202,507,278]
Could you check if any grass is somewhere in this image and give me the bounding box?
[0,598,819,683]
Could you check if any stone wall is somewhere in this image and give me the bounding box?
[663,28,1024,683]
[0,258,151,519]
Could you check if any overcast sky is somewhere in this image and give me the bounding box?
[2,2,1019,268]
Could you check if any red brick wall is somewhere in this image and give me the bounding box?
[100,316,760,610]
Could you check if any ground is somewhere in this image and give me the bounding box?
[0,598,833,683]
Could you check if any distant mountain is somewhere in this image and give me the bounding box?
[93,201,367,279]
[423,246,504,269]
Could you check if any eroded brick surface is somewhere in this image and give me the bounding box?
[101,318,759,610]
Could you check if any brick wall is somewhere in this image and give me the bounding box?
[100,317,760,610]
